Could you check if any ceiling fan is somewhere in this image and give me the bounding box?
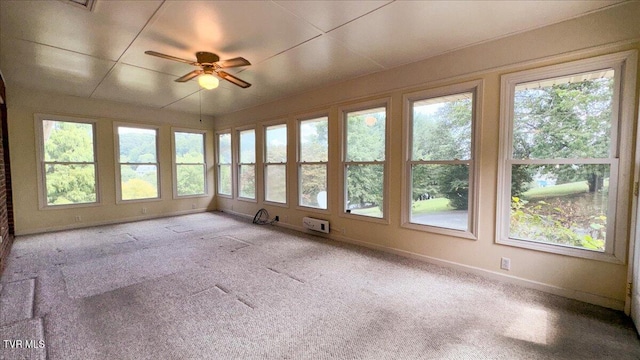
[144,50,252,89]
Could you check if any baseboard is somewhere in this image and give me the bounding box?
[15,208,209,236]
[259,216,624,311]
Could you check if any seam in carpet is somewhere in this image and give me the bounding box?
[236,297,255,309]
[190,286,218,297]
[214,284,231,294]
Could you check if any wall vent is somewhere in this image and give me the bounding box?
[302,217,329,234]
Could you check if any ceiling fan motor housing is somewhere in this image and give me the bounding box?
[196,52,220,65]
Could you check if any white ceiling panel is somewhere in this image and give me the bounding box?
[0,37,115,98]
[236,35,385,102]
[164,87,266,116]
[328,0,624,68]
[92,64,199,108]
[274,0,393,33]
[120,0,323,77]
[0,0,162,61]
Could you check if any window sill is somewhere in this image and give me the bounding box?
[39,201,101,211]
[264,201,289,208]
[401,221,477,240]
[496,236,625,264]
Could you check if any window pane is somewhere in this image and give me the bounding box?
[239,129,255,163]
[218,164,232,196]
[410,164,469,231]
[118,127,157,163]
[265,164,286,203]
[175,132,204,163]
[45,164,96,205]
[218,133,232,164]
[266,124,287,163]
[43,120,94,162]
[239,164,255,199]
[346,107,385,162]
[412,93,472,161]
[177,164,205,196]
[513,69,614,160]
[300,118,328,162]
[346,164,383,218]
[510,164,610,252]
[120,164,158,200]
[299,164,326,209]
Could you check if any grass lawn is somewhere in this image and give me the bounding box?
[349,206,383,218]
[522,180,589,200]
[411,198,453,215]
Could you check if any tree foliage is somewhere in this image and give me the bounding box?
[411,98,472,210]
[44,121,96,205]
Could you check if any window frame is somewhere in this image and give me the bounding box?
[263,120,288,207]
[236,126,257,202]
[401,80,483,239]
[338,98,391,224]
[216,129,233,199]
[114,122,161,204]
[34,114,100,210]
[296,112,331,214]
[496,51,637,263]
[171,128,208,199]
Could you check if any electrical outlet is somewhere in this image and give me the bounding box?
[142,208,147,214]
[191,203,196,209]
[501,257,511,271]
[75,216,81,222]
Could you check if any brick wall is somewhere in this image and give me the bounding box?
[0,74,14,276]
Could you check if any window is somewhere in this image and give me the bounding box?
[36,116,98,207]
[116,125,159,201]
[298,116,329,209]
[342,103,387,219]
[264,124,287,204]
[497,51,637,262]
[404,81,481,237]
[238,128,256,200]
[216,131,232,197]
[173,130,206,197]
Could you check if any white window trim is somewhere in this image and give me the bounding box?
[496,50,637,263]
[114,122,161,204]
[34,114,101,210]
[171,128,208,199]
[263,119,289,207]
[338,98,391,225]
[236,126,257,202]
[296,112,331,214]
[215,129,233,199]
[401,80,483,240]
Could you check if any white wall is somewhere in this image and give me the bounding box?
[212,2,640,310]
[7,86,216,234]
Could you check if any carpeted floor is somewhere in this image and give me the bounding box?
[1,211,639,359]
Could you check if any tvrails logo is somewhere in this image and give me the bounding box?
[3,339,46,349]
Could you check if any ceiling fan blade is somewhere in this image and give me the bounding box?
[145,50,197,66]
[216,57,251,68]
[175,70,202,82]
[217,71,252,88]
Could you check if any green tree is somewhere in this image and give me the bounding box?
[513,78,613,192]
[345,112,385,210]
[411,98,472,209]
[44,121,96,205]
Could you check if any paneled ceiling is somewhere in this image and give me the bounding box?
[0,0,625,117]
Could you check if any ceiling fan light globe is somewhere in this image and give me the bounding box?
[198,74,219,90]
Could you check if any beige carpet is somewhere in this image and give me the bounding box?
[1,211,639,359]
